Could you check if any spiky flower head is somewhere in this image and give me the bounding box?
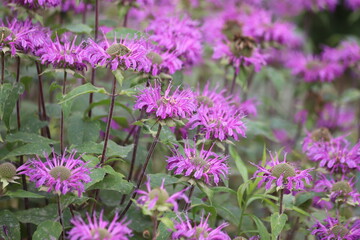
[166,143,229,185]
[311,217,360,240]
[6,0,61,9]
[0,162,19,188]
[134,82,196,120]
[17,150,91,196]
[68,211,132,240]
[37,34,87,71]
[84,33,150,71]
[252,152,313,192]
[145,47,183,76]
[135,178,189,216]
[171,214,231,240]
[189,106,246,141]
[195,83,230,110]
[314,175,359,206]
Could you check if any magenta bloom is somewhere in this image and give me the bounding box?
[6,0,60,8]
[195,83,230,110]
[145,46,183,76]
[252,152,313,192]
[311,217,360,240]
[68,211,132,240]
[84,34,150,71]
[134,83,196,120]
[302,128,334,162]
[189,106,246,141]
[37,35,87,71]
[147,15,203,67]
[17,150,91,196]
[314,174,360,205]
[166,143,229,185]
[346,0,360,9]
[61,0,91,13]
[322,40,360,68]
[286,52,344,82]
[317,103,355,132]
[136,178,189,214]
[171,214,231,240]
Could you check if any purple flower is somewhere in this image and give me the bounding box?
[303,0,338,11]
[311,217,360,240]
[322,40,360,68]
[61,0,92,14]
[286,52,344,82]
[166,143,229,185]
[145,46,183,76]
[312,196,333,210]
[195,83,230,110]
[136,178,189,214]
[134,82,196,120]
[314,174,360,205]
[17,150,91,196]
[252,152,313,192]
[6,0,60,8]
[68,211,132,240]
[171,214,231,240]
[84,34,150,71]
[317,103,355,132]
[346,0,360,10]
[37,34,87,71]
[302,128,333,161]
[189,106,246,141]
[146,15,203,68]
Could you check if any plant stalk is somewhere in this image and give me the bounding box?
[57,195,65,240]
[1,52,4,84]
[36,62,51,139]
[60,71,67,154]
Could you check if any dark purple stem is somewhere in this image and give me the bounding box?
[60,71,67,154]
[230,68,238,94]
[1,52,4,84]
[183,185,195,211]
[36,62,51,139]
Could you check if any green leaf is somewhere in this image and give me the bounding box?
[0,83,24,129]
[237,181,249,208]
[64,23,92,34]
[251,215,270,240]
[67,114,100,145]
[75,141,133,159]
[196,181,213,205]
[211,186,237,195]
[88,174,134,194]
[0,210,20,240]
[148,173,179,188]
[106,28,144,39]
[270,213,288,240]
[85,168,106,190]
[3,143,52,159]
[33,220,62,240]
[59,83,107,105]
[6,132,58,145]
[229,146,248,182]
[112,70,124,87]
[5,189,45,199]
[341,89,360,103]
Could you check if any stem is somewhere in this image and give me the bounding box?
[36,62,51,139]
[183,185,195,211]
[277,189,284,240]
[230,68,238,95]
[60,71,67,154]
[243,69,255,101]
[57,195,65,240]
[88,69,96,118]
[92,76,118,214]
[119,124,162,219]
[1,52,4,84]
[152,215,158,240]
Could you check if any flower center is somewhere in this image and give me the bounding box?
[194,227,209,238]
[106,43,131,57]
[148,188,170,204]
[158,96,177,105]
[0,27,12,43]
[49,166,71,181]
[331,225,349,237]
[0,162,16,179]
[91,228,110,240]
[230,35,256,58]
[222,20,243,41]
[271,163,296,178]
[331,181,352,194]
[311,128,332,142]
[147,52,163,65]
[197,95,214,108]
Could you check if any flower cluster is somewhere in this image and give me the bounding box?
[311,217,360,240]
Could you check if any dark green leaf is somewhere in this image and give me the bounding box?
[229,146,248,182]
[3,143,51,159]
[59,83,107,105]
[88,174,134,194]
[33,220,62,240]
[0,210,20,240]
[251,215,270,240]
[270,213,288,240]
[148,173,179,188]
[5,189,45,199]
[6,132,57,145]
[0,83,24,130]
[64,23,92,34]
[67,114,100,145]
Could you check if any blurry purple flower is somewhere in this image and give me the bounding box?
[136,178,189,214]
[346,0,360,9]
[317,103,355,132]
[171,214,231,240]
[37,34,87,71]
[84,34,150,71]
[294,110,308,125]
[68,211,132,240]
[252,152,313,192]
[7,0,60,8]
[195,83,230,110]
[286,52,344,82]
[312,196,333,210]
[322,40,360,68]
[147,15,203,68]
[314,174,360,205]
[311,217,360,240]
[17,150,91,196]
[273,129,293,152]
[61,0,92,14]
[166,143,229,185]
[189,106,246,141]
[145,46,183,76]
[302,0,338,11]
[100,117,120,139]
[238,99,258,117]
[134,82,196,120]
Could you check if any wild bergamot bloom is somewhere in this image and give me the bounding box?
[0,162,19,188]
[17,150,91,196]
[166,143,229,185]
[252,152,313,192]
[311,216,360,240]
[135,178,189,216]
[314,174,360,206]
[134,82,196,120]
[68,211,133,240]
[171,214,231,240]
